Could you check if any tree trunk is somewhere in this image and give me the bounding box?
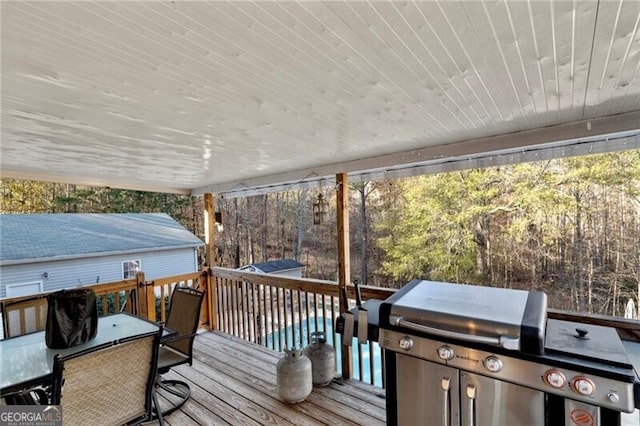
[234,198,241,268]
[573,190,585,312]
[262,194,268,261]
[359,184,369,286]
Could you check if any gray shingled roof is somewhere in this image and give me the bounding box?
[1,213,203,263]
[245,259,305,274]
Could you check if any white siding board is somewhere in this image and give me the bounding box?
[411,2,497,127]
[587,0,640,117]
[445,1,521,129]
[614,10,640,113]
[0,248,198,298]
[506,1,553,124]
[367,1,473,131]
[423,1,509,129]
[393,2,485,128]
[320,1,452,138]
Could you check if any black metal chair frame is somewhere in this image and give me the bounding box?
[154,286,205,419]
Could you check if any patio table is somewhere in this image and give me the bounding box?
[0,312,161,396]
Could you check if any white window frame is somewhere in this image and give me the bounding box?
[122,260,141,279]
[6,281,44,297]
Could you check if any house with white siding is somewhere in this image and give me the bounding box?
[0,213,204,298]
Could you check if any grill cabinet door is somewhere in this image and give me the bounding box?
[460,371,545,426]
[396,353,460,426]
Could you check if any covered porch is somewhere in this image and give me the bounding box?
[2,1,640,424]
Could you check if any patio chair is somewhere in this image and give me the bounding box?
[1,294,48,338]
[51,330,161,426]
[154,286,204,418]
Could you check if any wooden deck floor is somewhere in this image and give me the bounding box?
[154,331,387,426]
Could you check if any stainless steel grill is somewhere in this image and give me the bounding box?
[378,279,640,426]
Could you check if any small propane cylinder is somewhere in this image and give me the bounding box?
[303,331,336,386]
[276,348,312,403]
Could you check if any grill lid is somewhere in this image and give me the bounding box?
[380,280,547,354]
[545,319,632,369]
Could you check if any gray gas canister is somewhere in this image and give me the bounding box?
[304,331,336,386]
[276,348,312,403]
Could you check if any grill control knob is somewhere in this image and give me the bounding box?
[607,392,620,403]
[437,345,454,361]
[543,370,566,389]
[572,377,596,396]
[399,336,414,351]
[484,356,503,372]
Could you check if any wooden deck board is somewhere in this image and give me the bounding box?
[155,330,386,426]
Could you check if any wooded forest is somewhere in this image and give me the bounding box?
[2,150,639,317]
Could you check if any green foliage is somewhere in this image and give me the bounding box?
[0,179,201,235]
[376,151,640,314]
[95,292,128,316]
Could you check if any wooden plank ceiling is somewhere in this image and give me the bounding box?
[1,1,639,196]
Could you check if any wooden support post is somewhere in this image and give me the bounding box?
[204,193,215,266]
[204,193,217,330]
[336,172,353,379]
[136,271,156,322]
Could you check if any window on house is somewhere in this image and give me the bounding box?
[122,260,141,279]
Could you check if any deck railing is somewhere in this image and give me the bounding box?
[4,266,640,387]
[209,267,393,387]
[0,270,210,339]
[0,267,387,386]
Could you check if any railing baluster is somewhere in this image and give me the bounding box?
[252,281,259,344]
[330,295,337,354]
[275,286,282,351]
[215,278,220,331]
[114,292,121,312]
[234,281,241,338]
[296,290,303,347]
[225,278,231,334]
[247,281,253,342]
[251,281,258,343]
[230,279,235,336]
[219,279,225,332]
[239,280,246,339]
[358,342,364,383]
[305,291,312,346]
[261,283,267,347]
[313,293,319,334]
[289,290,304,349]
[322,294,328,338]
[228,279,234,336]
[245,280,251,340]
[282,288,290,350]
[269,285,276,351]
[18,310,26,335]
[160,286,166,322]
[101,295,108,315]
[236,281,242,338]
[369,341,375,385]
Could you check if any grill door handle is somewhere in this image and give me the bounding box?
[466,384,476,426]
[441,377,451,426]
[389,316,520,350]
